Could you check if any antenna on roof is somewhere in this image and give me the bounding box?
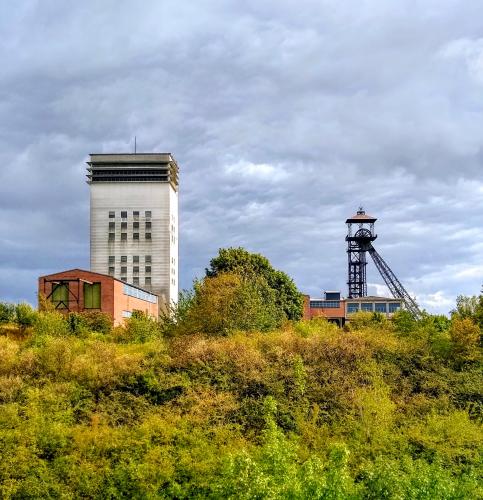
[134,136,137,154]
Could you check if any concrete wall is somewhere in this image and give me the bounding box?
[90,182,178,310]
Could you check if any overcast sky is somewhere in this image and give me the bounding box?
[1,1,482,313]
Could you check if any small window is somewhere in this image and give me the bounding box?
[84,283,101,309]
[121,222,127,230]
[145,277,151,286]
[375,303,387,313]
[133,233,139,240]
[361,303,373,312]
[109,222,115,230]
[133,277,139,285]
[121,276,127,282]
[145,266,151,273]
[52,283,69,308]
[121,255,127,263]
[121,211,128,219]
[133,221,139,229]
[108,233,115,241]
[145,233,151,240]
[347,303,359,314]
[145,210,151,218]
[133,255,139,263]
[121,233,127,241]
[121,266,127,274]
[133,266,139,274]
[145,221,151,230]
[133,211,139,219]
[145,255,151,263]
[109,211,115,218]
[108,256,115,264]
[108,266,115,276]
[388,303,401,313]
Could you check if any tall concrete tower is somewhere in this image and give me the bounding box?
[87,153,179,310]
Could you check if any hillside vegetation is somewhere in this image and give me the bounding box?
[0,249,481,499]
[0,304,481,499]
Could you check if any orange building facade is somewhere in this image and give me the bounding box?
[38,269,158,325]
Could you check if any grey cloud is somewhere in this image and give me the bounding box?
[1,1,483,312]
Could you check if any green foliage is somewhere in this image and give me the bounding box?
[14,303,37,330]
[0,294,481,498]
[206,247,304,321]
[0,302,15,324]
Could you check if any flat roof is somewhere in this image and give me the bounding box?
[88,153,176,164]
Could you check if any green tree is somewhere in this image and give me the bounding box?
[206,247,303,321]
[184,273,284,335]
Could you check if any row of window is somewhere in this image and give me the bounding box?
[347,303,401,314]
[123,283,157,303]
[110,255,152,263]
[109,233,152,241]
[310,300,341,309]
[109,210,151,219]
[109,222,152,230]
[109,266,152,275]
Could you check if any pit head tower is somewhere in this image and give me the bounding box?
[87,153,179,311]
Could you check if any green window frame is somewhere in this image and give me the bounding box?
[52,283,69,308]
[84,283,101,309]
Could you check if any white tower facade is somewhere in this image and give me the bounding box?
[87,153,179,310]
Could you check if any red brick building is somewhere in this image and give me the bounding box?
[38,269,158,325]
[303,291,402,326]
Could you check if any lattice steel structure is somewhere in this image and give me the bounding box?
[346,208,422,318]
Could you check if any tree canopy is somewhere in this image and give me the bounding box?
[206,247,304,321]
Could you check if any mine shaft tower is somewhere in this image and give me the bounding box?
[346,208,422,318]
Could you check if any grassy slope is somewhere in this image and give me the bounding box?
[0,317,481,499]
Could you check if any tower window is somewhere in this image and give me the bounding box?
[145,277,151,286]
[145,233,152,240]
[108,266,115,276]
[145,266,151,274]
[145,255,151,263]
[133,255,139,263]
[121,222,127,230]
[109,211,115,218]
[145,221,151,230]
[133,221,139,229]
[109,222,115,230]
[121,211,128,219]
[121,233,127,241]
[133,233,139,240]
[133,266,139,274]
[133,277,139,285]
[133,211,139,219]
[109,256,115,264]
[145,210,151,218]
[121,255,127,263]
[108,233,115,241]
[121,266,127,274]
[121,276,127,282]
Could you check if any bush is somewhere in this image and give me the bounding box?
[14,303,37,330]
[0,302,15,324]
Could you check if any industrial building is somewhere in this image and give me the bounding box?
[303,291,402,325]
[87,153,179,311]
[38,269,158,325]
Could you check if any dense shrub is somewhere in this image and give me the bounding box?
[0,293,481,498]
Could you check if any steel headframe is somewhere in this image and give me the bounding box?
[346,208,422,319]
